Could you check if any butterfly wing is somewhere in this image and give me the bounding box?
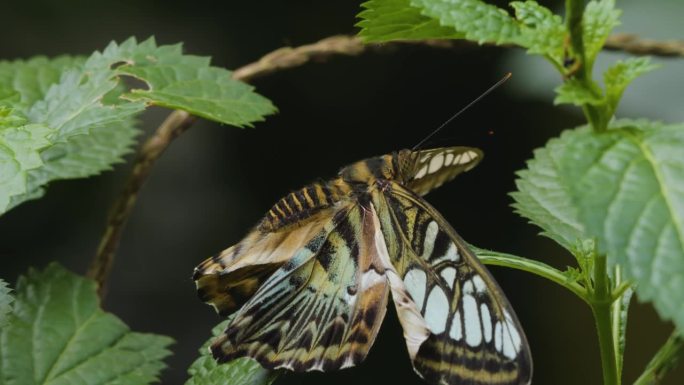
[194,183,340,316]
[210,203,392,371]
[405,147,483,196]
[372,183,532,385]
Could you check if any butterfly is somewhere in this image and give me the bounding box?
[194,146,532,385]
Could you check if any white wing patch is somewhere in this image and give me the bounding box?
[404,269,427,309]
[481,303,493,343]
[463,294,482,347]
[449,310,463,341]
[424,287,450,334]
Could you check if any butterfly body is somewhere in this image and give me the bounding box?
[194,147,532,385]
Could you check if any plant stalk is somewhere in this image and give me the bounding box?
[591,254,620,385]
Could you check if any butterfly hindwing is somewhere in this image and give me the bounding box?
[210,203,391,372]
[372,183,532,385]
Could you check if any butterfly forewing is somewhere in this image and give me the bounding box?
[406,147,483,196]
[372,183,532,385]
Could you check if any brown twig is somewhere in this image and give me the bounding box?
[88,32,684,299]
[605,33,684,57]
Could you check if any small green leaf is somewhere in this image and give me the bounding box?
[186,320,278,385]
[410,0,521,44]
[557,120,684,332]
[0,263,174,385]
[511,129,586,250]
[583,0,621,66]
[604,57,658,114]
[554,79,604,106]
[0,279,13,328]
[510,1,565,65]
[356,0,463,42]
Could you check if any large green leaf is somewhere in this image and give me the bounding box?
[0,279,12,328]
[1,37,276,215]
[186,320,278,385]
[356,0,463,42]
[557,121,684,332]
[0,263,174,385]
[511,129,586,250]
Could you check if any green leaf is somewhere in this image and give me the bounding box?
[0,53,143,214]
[410,0,521,44]
[554,78,604,106]
[122,65,275,127]
[1,36,276,215]
[557,120,684,331]
[0,56,84,110]
[0,263,174,385]
[0,111,53,212]
[0,279,13,328]
[604,57,658,114]
[583,0,621,66]
[511,129,586,250]
[108,38,276,127]
[186,320,278,385]
[356,0,463,42]
[510,1,565,65]
[10,117,139,209]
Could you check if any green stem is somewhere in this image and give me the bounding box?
[633,331,684,385]
[474,248,588,301]
[565,0,608,131]
[591,254,620,385]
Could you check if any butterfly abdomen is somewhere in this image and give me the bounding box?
[260,183,342,231]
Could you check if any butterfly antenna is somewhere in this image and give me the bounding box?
[412,72,512,150]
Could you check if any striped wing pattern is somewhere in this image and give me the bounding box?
[373,183,532,385]
[210,204,392,371]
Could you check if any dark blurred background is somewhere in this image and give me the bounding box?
[1,1,682,384]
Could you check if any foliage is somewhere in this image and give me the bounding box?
[186,320,278,385]
[1,0,681,384]
[0,37,275,216]
[0,263,174,384]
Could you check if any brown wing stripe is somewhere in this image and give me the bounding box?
[260,183,338,231]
